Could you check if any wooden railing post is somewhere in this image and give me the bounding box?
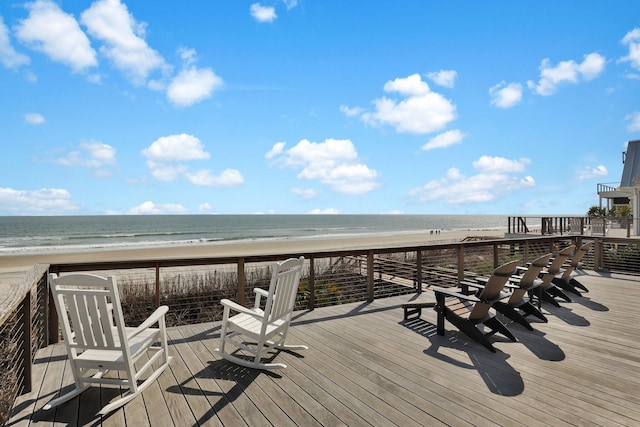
[493,243,499,268]
[416,249,422,294]
[367,251,374,302]
[309,257,316,310]
[238,257,246,306]
[155,262,160,308]
[457,246,465,284]
[48,284,59,345]
[593,238,602,271]
[20,291,32,393]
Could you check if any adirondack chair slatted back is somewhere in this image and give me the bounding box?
[264,257,303,323]
[470,260,519,320]
[571,241,592,267]
[548,245,576,275]
[520,253,553,287]
[561,241,593,280]
[51,273,126,352]
[507,253,553,305]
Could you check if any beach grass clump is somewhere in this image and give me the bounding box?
[118,269,239,327]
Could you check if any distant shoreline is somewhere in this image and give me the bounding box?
[0,228,507,293]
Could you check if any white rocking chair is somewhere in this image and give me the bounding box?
[46,273,171,415]
[217,256,308,369]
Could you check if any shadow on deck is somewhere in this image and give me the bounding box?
[8,271,640,426]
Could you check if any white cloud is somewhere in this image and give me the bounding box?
[15,0,97,73]
[339,105,364,117]
[54,141,117,176]
[167,65,223,107]
[527,52,605,96]
[268,138,380,195]
[422,129,466,151]
[184,168,244,187]
[383,73,430,96]
[489,81,523,108]
[620,28,640,71]
[473,156,530,173]
[198,202,213,212]
[307,208,341,214]
[142,133,243,187]
[265,142,286,159]
[291,187,319,199]
[426,70,457,88]
[178,46,197,66]
[626,111,640,132]
[0,187,80,214]
[250,4,277,23]
[143,134,210,162]
[0,16,30,68]
[24,112,45,125]
[577,165,608,181]
[409,156,535,205]
[145,161,188,182]
[358,74,456,134]
[127,201,188,215]
[283,0,298,10]
[81,0,166,84]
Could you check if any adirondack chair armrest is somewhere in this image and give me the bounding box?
[127,305,169,340]
[433,287,481,302]
[460,280,484,290]
[481,291,511,304]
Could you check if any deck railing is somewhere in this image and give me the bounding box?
[2,234,639,424]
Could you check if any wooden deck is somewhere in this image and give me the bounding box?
[8,271,640,426]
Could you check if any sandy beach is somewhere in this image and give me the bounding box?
[0,228,506,296]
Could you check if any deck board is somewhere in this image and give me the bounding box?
[8,270,640,426]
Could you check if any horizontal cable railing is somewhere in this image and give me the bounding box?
[3,234,640,424]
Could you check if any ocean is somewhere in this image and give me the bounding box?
[0,214,509,255]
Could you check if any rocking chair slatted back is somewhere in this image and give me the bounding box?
[265,257,304,323]
[53,274,125,351]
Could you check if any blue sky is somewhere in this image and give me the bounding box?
[1,0,639,216]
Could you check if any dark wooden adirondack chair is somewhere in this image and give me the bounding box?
[552,241,593,296]
[539,245,575,307]
[433,260,519,353]
[493,253,553,330]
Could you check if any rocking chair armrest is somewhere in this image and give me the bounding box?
[433,287,481,302]
[253,288,269,306]
[127,305,169,340]
[254,288,269,298]
[220,299,263,318]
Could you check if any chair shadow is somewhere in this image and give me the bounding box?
[502,320,565,362]
[167,357,281,426]
[543,304,590,326]
[401,317,525,396]
[572,295,609,312]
